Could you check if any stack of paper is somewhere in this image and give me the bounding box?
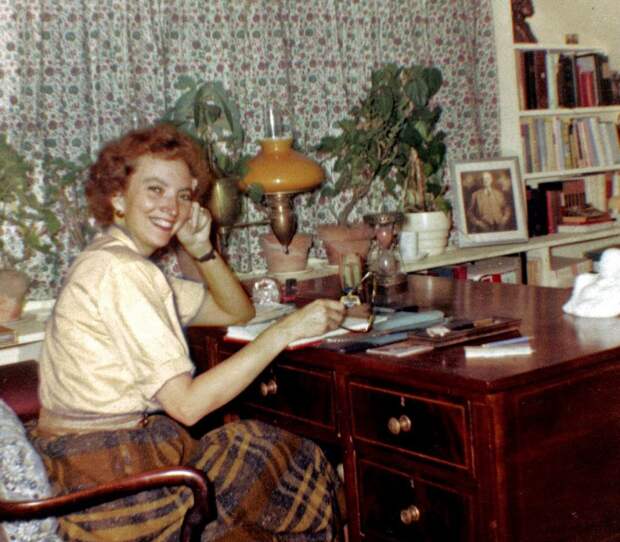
[226,315,377,350]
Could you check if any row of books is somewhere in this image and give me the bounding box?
[526,174,619,236]
[520,116,620,173]
[422,252,597,289]
[517,51,616,111]
[419,257,522,284]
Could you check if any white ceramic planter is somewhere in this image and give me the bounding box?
[402,211,451,257]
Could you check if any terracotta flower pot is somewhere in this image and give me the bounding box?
[260,233,313,273]
[0,270,30,323]
[316,223,374,265]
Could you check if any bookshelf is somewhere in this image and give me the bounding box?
[485,0,620,286]
[400,226,620,274]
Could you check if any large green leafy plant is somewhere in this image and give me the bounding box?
[0,134,93,269]
[317,63,449,226]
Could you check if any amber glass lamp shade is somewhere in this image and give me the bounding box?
[241,136,324,248]
[241,137,324,194]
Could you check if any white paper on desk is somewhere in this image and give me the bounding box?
[464,345,534,358]
[226,315,379,349]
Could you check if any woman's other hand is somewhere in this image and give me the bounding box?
[274,299,346,345]
[177,201,213,257]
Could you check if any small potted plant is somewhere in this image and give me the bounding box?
[316,62,451,262]
[0,135,92,318]
[162,76,250,227]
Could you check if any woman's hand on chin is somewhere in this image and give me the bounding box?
[177,202,213,258]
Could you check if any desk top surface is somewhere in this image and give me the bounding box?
[251,275,620,393]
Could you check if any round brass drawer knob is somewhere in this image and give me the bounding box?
[260,379,278,396]
[387,414,412,435]
[400,504,421,525]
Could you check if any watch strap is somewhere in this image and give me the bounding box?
[196,247,217,262]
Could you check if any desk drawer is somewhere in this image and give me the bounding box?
[243,363,335,430]
[350,382,469,469]
[358,460,471,541]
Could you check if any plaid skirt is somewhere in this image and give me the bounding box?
[30,416,342,542]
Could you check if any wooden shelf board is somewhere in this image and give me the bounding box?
[401,227,620,273]
[519,106,620,117]
[524,165,620,186]
[513,43,604,54]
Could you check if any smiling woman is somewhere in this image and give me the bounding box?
[30,123,346,541]
[110,155,195,256]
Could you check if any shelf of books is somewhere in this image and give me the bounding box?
[485,1,620,287]
[516,43,620,184]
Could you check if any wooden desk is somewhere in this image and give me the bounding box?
[188,276,620,542]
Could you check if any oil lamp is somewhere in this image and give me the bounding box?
[240,105,324,249]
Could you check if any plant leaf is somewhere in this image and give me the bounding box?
[424,67,443,97]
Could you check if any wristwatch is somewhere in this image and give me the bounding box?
[196,247,217,262]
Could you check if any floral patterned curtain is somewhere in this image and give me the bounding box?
[0,0,499,299]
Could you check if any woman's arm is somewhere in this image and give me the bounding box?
[176,202,254,326]
[156,299,345,426]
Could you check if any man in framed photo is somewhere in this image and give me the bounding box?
[467,171,514,233]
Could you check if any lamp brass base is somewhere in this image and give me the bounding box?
[266,193,297,249]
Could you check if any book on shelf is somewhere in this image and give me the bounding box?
[561,205,611,224]
[557,53,578,108]
[525,175,620,237]
[543,182,564,234]
[420,258,522,284]
[575,54,598,107]
[602,121,620,163]
[466,257,522,284]
[527,182,564,236]
[516,51,527,111]
[597,55,615,106]
[552,52,614,108]
[526,186,549,237]
[557,219,616,233]
[518,50,548,110]
[561,178,586,208]
[575,53,615,107]
[520,116,620,174]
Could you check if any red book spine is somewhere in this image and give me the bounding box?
[480,274,502,283]
[452,265,468,280]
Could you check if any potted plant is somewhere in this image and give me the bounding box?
[162,76,251,227]
[316,62,451,261]
[0,135,93,319]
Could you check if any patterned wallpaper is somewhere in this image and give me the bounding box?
[0,0,499,299]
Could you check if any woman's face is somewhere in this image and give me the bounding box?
[112,154,194,256]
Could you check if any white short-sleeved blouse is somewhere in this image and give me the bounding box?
[39,226,205,419]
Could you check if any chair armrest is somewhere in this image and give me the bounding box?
[0,360,40,421]
[0,465,215,542]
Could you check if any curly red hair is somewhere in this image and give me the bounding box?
[86,123,213,225]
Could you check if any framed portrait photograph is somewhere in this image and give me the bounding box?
[451,157,528,247]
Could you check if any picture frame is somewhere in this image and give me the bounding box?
[451,157,528,247]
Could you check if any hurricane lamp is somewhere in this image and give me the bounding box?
[241,106,324,249]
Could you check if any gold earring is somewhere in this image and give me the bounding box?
[114,209,125,218]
